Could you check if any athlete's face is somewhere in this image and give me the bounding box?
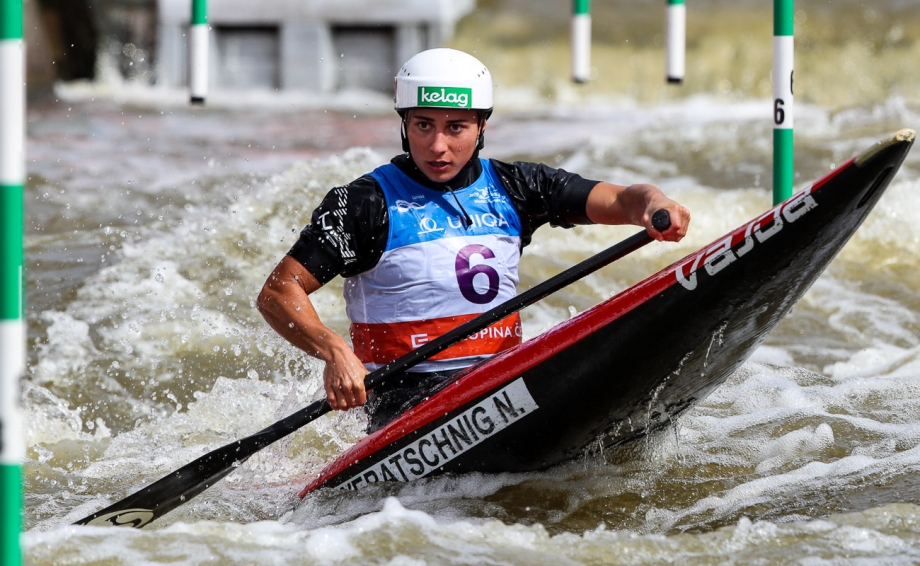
[405,109,484,183]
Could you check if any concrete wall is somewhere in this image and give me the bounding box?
[157,0,475,93]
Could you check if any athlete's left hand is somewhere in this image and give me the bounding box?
[585,181,690,242]
[645,197,691,242]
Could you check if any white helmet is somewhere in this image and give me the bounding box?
[395,48,493,113]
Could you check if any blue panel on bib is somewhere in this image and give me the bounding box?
[371,160,522,250]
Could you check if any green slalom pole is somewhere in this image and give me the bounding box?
[773,0,794,204]
[666,0,685,84]
[1,0,25,564]
[189,0,208,104]
[571,0,591,83]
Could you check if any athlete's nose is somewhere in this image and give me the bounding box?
[430,130,449,154]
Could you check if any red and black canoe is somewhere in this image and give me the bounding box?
[301,129,915,496]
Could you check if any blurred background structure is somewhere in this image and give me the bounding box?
[23,0,920,110]
[26,0,475,97]
[157,0,473,94]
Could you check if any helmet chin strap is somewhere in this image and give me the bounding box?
[475,110,491,152]
[475,126,486,152]
[401,118,411,153]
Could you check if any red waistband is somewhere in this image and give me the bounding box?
[350,313,522,365]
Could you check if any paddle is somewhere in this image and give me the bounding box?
[76,211,671,528]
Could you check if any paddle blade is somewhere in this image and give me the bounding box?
[75,398,331,527]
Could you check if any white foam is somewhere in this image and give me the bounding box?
[26,500,920,565]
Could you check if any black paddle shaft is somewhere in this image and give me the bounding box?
[75,211,670,528]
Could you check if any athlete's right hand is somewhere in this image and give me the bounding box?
[323,347,369,410]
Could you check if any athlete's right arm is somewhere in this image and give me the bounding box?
[256,255,368,411]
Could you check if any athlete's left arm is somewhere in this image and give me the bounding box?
[585,182,690,242]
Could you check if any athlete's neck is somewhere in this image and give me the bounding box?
[393,154,483,191]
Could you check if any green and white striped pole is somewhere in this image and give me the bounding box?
[189,0,208,104]
[773,0,794,203]
[666,0,685,84]
[571,0,591,83]
[1,0,25,564]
